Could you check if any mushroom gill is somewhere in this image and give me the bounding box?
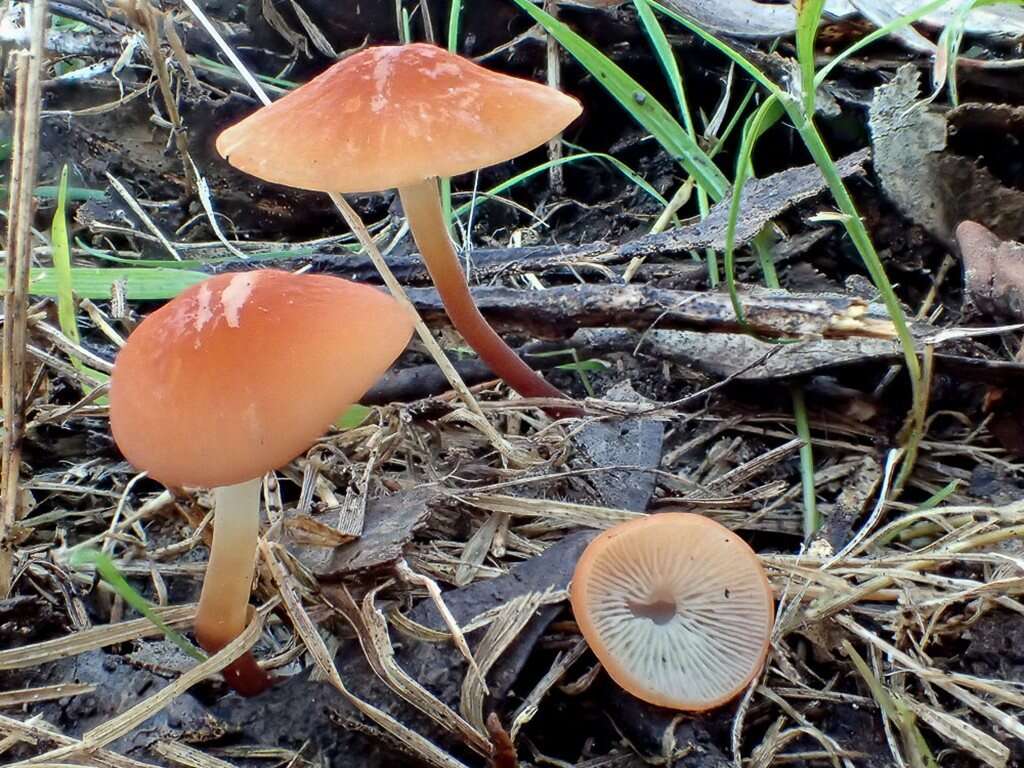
[570,513,774,711]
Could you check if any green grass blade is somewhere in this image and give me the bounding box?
[932,0,1018,104]
[791,387,819,537]
[49,167,110,393]
[633,0,694,136]
[843,641,938,767]
[440,0,464,237]
[452,151,669,221]
[649,1,779,95]
[916,479,959,511]
[6,266,209,300]
[69,547,206,662]
[191,54,297,91]
[75,239,323,269]
[634,0,716,278]
[401,6,413,43]
[447,0,462,48]
[752,228,780,288]
[792,118,919,383]
[335,404,372,430]
[723,97,785,323]
[509,0,729,200]
[795,0,827,116]
[815,0,953,86]
[707,79,758,160]
[0,184,105,201]
[51,165,79,347]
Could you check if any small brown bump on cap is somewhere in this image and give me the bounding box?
[215,43,583,194]
[110,270,413,488]
[570,513,774,711]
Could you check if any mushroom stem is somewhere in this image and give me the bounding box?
[195,478,272,696]
[398,179,577,413]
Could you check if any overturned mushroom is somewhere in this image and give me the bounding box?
[570,513,774,710]
[216,43,582,408]
[110,270,413,695]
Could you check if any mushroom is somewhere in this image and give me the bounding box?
[109,270,413,695]
[215,43,582,407]
[569,513,774,710]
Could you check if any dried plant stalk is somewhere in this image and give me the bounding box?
[1,0,48,598]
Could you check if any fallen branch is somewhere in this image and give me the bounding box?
[405,283,899,340]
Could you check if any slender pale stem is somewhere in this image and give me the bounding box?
[398,178,573,408]
[195,478,271,696]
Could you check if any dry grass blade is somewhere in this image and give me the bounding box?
[509,638,587,739]
[800,523,1024,624]
[1,0,48,599]
[459,589,548,734]
[837,615,1024,744]
[902,697,1008,768]
[152,741,239,768]
[467,494,640,529]
[82,610,262,745]
[387,607,453,643]
[842,640,934,767]
[112,0,196,194]
[258,541,471,768]
[322,584,491,756]
[748,719,853,768]
[7,611,264,765]
[0,684,95,709]
[455,512,502,586]
[395,559,485,685]
[462,590,567,634]
[822,447,901,568]
[0,605,196,670]
[103,174,181,260]
[0,714,159,768]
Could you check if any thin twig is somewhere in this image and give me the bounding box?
[117,0,197,194]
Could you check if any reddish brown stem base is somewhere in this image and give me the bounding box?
[399,180,580,417]
[193,480,273,697]
[197,631,274,697]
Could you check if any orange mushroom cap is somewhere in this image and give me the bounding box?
[215,43,583,194]
[109,270,413,488]
[569,513,774,711]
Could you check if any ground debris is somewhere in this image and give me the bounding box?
[571,384,664,513]
[871,66,1024,242]
[3,649,229,757]
[289,486,435,578]
[8,2,1024,766]
[623,149,870,257]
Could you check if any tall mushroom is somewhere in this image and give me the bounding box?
[215,43,582,407]
[110,270,413,695]
[570,514,774,710]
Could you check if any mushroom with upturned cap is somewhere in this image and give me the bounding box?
[569,513,774,711]
[215,43,582,410]
[110,270,413,695]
